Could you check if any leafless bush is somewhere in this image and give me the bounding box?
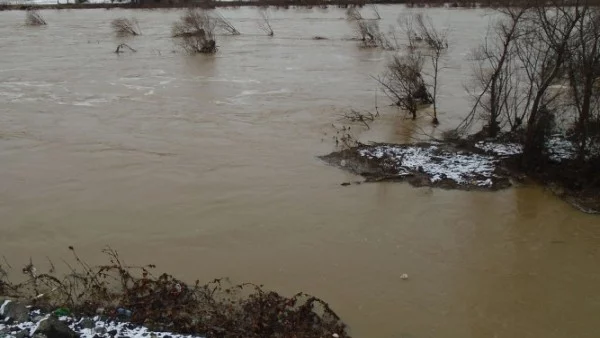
[214,11,240,35]
[111,17,141,36]
[345,7,362,21]
[376,53,432,119]
[414,13,448,51]
[257,9,273,36]
[172,9,218,54]
[25,9,46,26]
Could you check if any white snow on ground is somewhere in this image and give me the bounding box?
[0,314,206,338]
[358,145,498,187]
[546,136,578,162]
[477,136,600,162]
[475,141,523,156]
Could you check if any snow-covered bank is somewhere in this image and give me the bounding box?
[321,141,514,190]
[357,144,499,187]
[0,300,206,338]
[321,136,600,213]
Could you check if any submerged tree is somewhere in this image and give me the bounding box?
[111,17,141,36]
[25,9,47,26]
[414,13,448,124]
[376,53,432,120]
[172,9,218,54]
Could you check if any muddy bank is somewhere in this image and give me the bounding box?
[320,141,514,190]
[321,138,599,214]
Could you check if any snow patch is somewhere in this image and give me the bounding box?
[358,145,499,187]
[475,141,523,156]
[0,314,207,338]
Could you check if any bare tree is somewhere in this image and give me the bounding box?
[111,17,141,36]
[517,1,584,165]
[566,7,600,161]
[258,9,274,36]
[398,14,420,50]
[414,13,448,124]
[172,9,218,54]
[459,7,528,136]
[25,9,46,26]
[376,53,432,120]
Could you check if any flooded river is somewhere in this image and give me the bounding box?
[1,5,600,337]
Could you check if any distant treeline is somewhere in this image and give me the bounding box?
[4,0,600,11]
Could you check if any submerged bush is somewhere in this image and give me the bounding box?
[172,9,218,54]
[111,17,141,36]
[25,9,46,26]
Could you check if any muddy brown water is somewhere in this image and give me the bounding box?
[1,6,600,338]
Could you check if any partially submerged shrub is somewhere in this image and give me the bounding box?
[25,9,46,26]
[214,10,240,35]
[257,9,273,36]
[111,17,141,36]
[172,9,218,54]
[0,247,350,338]
[376,53,432,119]
[346,7,394,50]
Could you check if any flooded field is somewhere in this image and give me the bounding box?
[1,6,600,337]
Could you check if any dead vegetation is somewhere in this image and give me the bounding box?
[172,8,218,54]
[0,247,350,338]
[343,109,378,129]
[376,53,433,119]
[214,11,240,35]
[25,9,46,26]
[258,9,274,36]
[372,13,448,123]
[115,43,137,53]
[111,17,141,36]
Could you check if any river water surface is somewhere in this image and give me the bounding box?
[1,6,599,338]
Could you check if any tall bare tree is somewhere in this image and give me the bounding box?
[414,13,448,124]
[460,7,528,136]
[566,7,600,161]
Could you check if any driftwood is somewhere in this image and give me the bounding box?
[115,43,137,53]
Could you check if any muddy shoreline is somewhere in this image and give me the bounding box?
[321,139,600,214]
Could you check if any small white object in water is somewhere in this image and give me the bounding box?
[340,160,346,167]
[401,273,409,280]
[332,334,340,338]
